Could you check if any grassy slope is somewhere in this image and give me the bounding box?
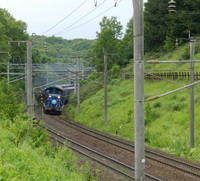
[66,43,200,162]
[0,78,97,181]
[0,116,97,181]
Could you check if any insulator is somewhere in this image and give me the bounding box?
[94,0,97,6]
[168,0,176,13]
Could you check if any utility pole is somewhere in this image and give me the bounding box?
[174,35,197,148]
[104,52,108,126]
[132,0,145,180]
[190,37,195,148]
[74,63,77,94]
[26,40,34,115]
[8,40,33,115]
[7,61,10,83]
[168,0,195,148]
[77,57,81,112]
[103,52,118,126]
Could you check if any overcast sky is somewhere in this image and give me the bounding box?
[0,0,147,40]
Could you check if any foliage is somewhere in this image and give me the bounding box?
[121,17,133,63]
[109,64,121,79]
[144,0,169,52]
[145,102,160,126]
[0,80,26,120]
[0,117,97,180]
[30,35,95,64]
[66,44,200,163]
[0,80,97,181]
[0,8,28,64]
[144,0,200,52]
[31,17,133,71]
[66,79,134,139]
[68,73,103,107]
[90,16,124,71]
[67,77,200,162]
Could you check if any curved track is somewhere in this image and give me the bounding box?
[43,115,200,181]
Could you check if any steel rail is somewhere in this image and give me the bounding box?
[45,124,160,181]
[51,116,200,179]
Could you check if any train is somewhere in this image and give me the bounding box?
[39,84,74,114]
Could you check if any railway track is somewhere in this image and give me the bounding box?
[43,115,200,181]
[45,123,159,181]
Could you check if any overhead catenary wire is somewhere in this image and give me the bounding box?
[58,5,113,33]
[56,0,123,34]
[42,0,88,35]
[8,76,25,84]
[33,69,102,90]
[54,0,108,36]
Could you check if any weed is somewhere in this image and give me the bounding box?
[153,102,162,108]
[145,103,159,126]
[120,90,132,97]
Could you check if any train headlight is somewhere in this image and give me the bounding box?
[49,95,52,98]
[57,95,61,99]
[52,99,57,105]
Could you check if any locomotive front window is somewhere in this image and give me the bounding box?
[46,89,51,94]
[57,89,63,95]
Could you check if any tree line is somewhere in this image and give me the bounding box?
[144,0,200,52]
[0,0,200,73]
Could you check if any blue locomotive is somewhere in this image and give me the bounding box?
[39,85,74,114]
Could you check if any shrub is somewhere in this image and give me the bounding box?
[109,64,121,79]
[0,80,26,120]
[181,46,190,60]
[145,103,160,126]
[0,80,98,181]
[69,75,103,107]
[153,102,162,108]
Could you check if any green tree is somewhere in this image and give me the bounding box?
[31,35,94,64]
[144,0,169,52]
[0,80,25,120]
[144,0,200,52]
[90,16,123,71]
[165,0,200,50]
[0,8,28,64]
[121,17,133,63]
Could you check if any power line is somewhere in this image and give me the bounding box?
[54,0,108,36]
[57,0,123,34]
[59,5,113,34]
[42,0,88,35]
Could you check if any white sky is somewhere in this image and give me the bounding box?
[0,0,146,40]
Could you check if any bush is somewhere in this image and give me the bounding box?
[0,120,96,181]
[181,46,190,60]
[145,103,160,126]
[0,80,26,120]
[153,102,162,108]
[69,74,103,107]
[0,80,98,181]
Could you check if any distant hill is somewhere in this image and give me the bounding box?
[30,35,95,64]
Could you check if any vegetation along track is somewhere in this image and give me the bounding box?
[43,114,200,181]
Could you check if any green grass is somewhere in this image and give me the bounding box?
[145,42,200,72]
[0,80,98,181]
[0,116,98,181]
[67,79,200,162]
[66,43,200,163]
